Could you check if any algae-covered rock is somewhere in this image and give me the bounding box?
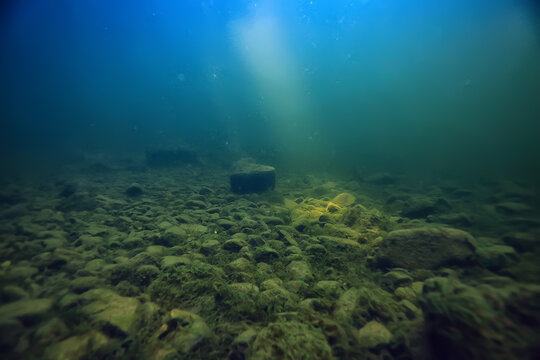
[475,245,518,270]
[79,288,140,335]
[420,277,540,360]
[148,309,211,359]
[0,298,54,324]
[44,330,110,360]
[254,246,279,263]
[251,321,332,360]
[287,261,313,282]
[376,227,475,269]
[357,320,393,348]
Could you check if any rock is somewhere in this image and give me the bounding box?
[162,226,187,246]
[251,321,332,360]
[148,309,211,359]
[395,286,417,301]
[79,288,140,335]
[312,280,344,299]
[376,227,475,269]
[0,285,29,302]
[260,278,284,291]
[146,148,198,167]
[502,232,538,252]
[56,192,98,212]
[44,330,110,360]
[217,219,236,230]
[334,288,361,322]
[134,265,160,286]
[185,199,207,209]
[125,183,143,197]
[495,202,533,215]
[230,159,275,194]
[475,245,518,270]
[400,197,450,219]
[357,321,392,348]
[71,276,103,294]
[399,299,421,319]
[0,298,54,324]
[33,317,70,346]
[161,255,192,269]
[223,238,247,252]
[227,258,253,272]
[331,193,356,207]
[229,283,260,297]
[254,246,279,263]
[200,239,220,255]
[381,269,413,290]
[0,318,24,352]
[277,229,298,247]
[419,277,540,359]
[287,261,313,282]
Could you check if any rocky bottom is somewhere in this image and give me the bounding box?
[0,163,539,360]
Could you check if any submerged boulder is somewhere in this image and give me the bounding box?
[376,227,475,270]
[230,158,275,194]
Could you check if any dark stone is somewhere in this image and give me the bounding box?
[376,227,475,270]
[125,183,143,197]
[146,148,198,167]
[230,159,275,194]
[58,184,77,198]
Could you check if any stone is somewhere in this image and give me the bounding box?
[227,257,253,272]
[71,276,103,294]
[251,321,332,360]
[223,238,247,252]
[125,183,143,197]
[495,202,533,215]
[254,246,279,263]
[44,330,110,360]
[475,245,518,270]
[376,227,475,269]
[79,288,140,335]
[502,233,538,252]
[200,239,220,255]
[34,317,70,346]
[0,285,29,302]
[217,219,236,230]
[229,283,260,297]
[357,321,392,348]
[287,261,313,282]
[162,226,187,246]
[0,318,24,352]
[0,298,54,324]
[331,193,356,207]
[312,280,344,299]
[230,159,275,194]
[148,309,211,359]
[161,255,192,269]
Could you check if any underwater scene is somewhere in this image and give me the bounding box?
[1,1,540,359]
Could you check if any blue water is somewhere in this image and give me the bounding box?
[1,0,539,177]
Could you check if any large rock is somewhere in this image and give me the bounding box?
[147,309,211,360]
[79,288,140,335]
[0,298,54,324]
[230,159,275,194]
[357,321,393,348]
[44,330,110,360]
[376,227,475,269]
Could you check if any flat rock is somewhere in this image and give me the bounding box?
[0,298,54,324]
[376,227,475,269]
[79,288,140,335]
[230,159,275,194]
[44,330,110,360]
